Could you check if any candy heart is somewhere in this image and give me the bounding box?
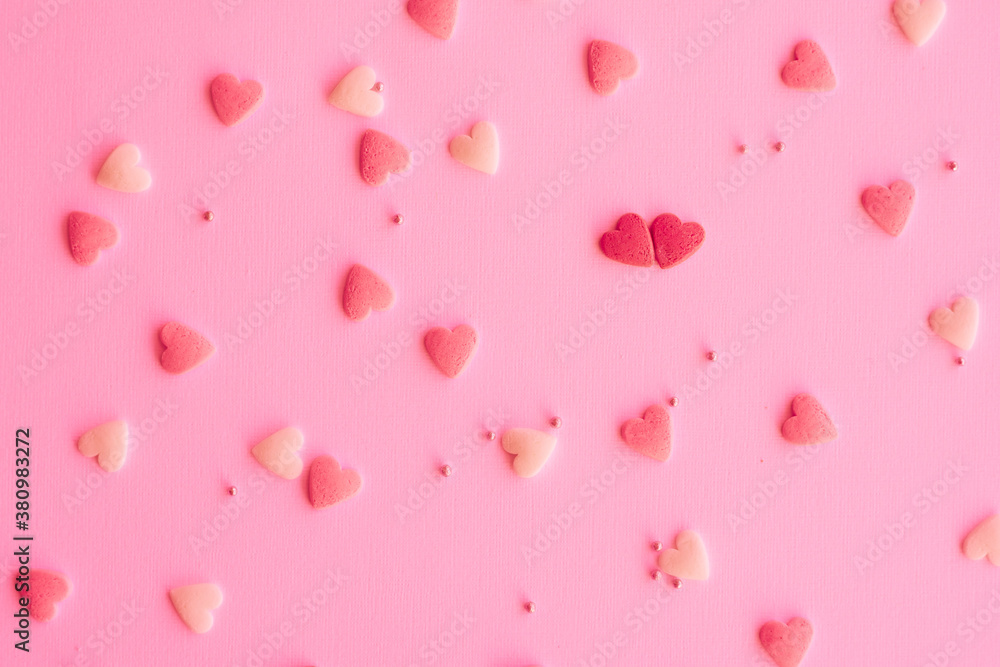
[328,66,384,117]
[169,583,223,634]
[963,515,1000,566]
[861,180,915,237]
[308,455,362,508]
[77,420,128,472]
[67,212,118,266]
[600,213,654,267]
[251,427,304,480]
[27,570,72,622]
[781,394,837,445]
[449,121,499,174]
[893,0,946,46]
[650,213,705,269]
[929,296,979,350]
[210,73,264,127]
[501,428,556,478]
[759,618,813,667]
[359,129,411,186]
[588,40,639,96]
[407,0,459,39]
[159,322,215,374]
[621,405,671,462]
[781,40,836,92]
[657,530,709,580]
[424,325,478,378]
[97,144,151,193]
[342,264,395,321]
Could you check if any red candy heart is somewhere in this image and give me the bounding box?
[600,213,654,267]
[26,570,72,622]
[308,455,362,508]
[424,325,478,378]
[342,264,395,321]
[210,73,264,127]
[407,0,459,39]
[359,129,411,186]
[781,394,837,445]
[861,180,915,237]
[650,214,705,269]
[759,617,813,667]
[159,322,215,374]
[67,211,118,266]
[621,405,672,461]
[780,40,836,92]
[588,40,639,96]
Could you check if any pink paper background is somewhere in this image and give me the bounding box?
[3,0,1000,665]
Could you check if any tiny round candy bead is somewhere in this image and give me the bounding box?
[372,82,385,92]
[707,351,718,361]
[204,211,214,221]
[652,570,663,581]
[947,161,958,171]
[393,214,404,224]
[228,486,237,496]
[673,579,683,589]
[774,142,786,152]
[550,416,562,428]
[486,431,497,441]
[440,465,453,477]
[669,397,679,407]
[525,601,536,613]
[652,541,663,552]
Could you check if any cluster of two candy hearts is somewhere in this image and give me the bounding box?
[600,213,705,269]
[251,427,362,509]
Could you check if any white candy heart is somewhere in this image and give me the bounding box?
[77,420,128,472]
[449,121,499,174]
[251,427,304,479]
[929,296,979,351]
[501,428,556,478]
[893,0,946,46]
[328,66,384,117]
[97,144,151,193]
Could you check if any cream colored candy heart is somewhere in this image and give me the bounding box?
[657,530,710,580]
[928,296,979,350]
[328,66,384,117]
[501,428,556,478]
[251,427,304,479]
[77,420,128,472]
[169,583,223,634]
[893,0,946,46]
[449,121,499,174]
[963,515,1000,566]
[97,143,152,192]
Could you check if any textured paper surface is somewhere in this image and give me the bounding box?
[2,0,1000,665]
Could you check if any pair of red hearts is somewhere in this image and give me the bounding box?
[600,213,705,268]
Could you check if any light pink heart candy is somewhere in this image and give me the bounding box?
[929,296,979,351]
[251,427,305,479]
[861,180,915,237]
[893,0,946,46]
[159,322,215,374]
[502,428,556,478]
[781,40,836,92]
[588,39,639,96]
[328,66,384,117]
[77,420,128,472]
[97,144,151,193]
[210,73,264,127]
[657,530,709,580]
[169,583,223,634]
[27,570,72,622]
[963,515,1000,566]
[424,325,478,378]
[621,405,671,462]
[67,211,119,266]
[449,121,499,174]
[760,618,813,667]
[781,394,837,445]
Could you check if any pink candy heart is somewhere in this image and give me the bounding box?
[407,0,459,39]
[77,420,128,472]
[781,40,836,92]
[342,264,395,321]
[169,583,223,633]
[308,455,362,508]
[963,514,1000,566]
[621,405,671,462]
[657,530,709,580]
[424,325,479,378]
[759,618,813,667]
[600,213,654,267]
[26,570,72,622]
[210,73,264,127]
[97,144,151,193]
[861,180,915,237]
[650,213,705,268]
[781,394,837,445]
[159,322,215,374]
[67,211,118,266]
[359,129,411,186]
[588,40,639,96]
[929,296,979,351]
